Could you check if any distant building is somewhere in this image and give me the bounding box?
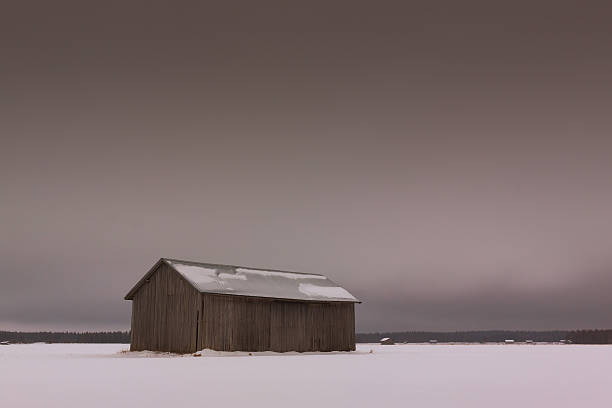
[504,339,515,344]
[380,337,394,345]
[0,341,10,345]
[125,258,360,353]
[429,340,438,344]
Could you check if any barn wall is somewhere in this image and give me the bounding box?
[130,263,200,353]
[199,293,355,352]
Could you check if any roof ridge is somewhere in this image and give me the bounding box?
[162,257,326,277]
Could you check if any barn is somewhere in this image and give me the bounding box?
[125,258,360,353]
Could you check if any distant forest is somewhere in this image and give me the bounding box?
[0,331,130,343]
[565,329,612,344]
[356,330,567,343]
[1,329,610,344]
[357,330,612,344]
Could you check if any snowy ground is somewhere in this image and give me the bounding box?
[1,343,610,407]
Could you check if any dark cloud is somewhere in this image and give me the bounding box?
[2,0,612,331]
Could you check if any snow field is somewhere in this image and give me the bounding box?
[1,343,610,407]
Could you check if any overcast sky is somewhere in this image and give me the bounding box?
[2,1,612,332]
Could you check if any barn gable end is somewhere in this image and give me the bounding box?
[129,261,200,353]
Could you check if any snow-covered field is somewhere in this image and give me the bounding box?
[1,343,610,407]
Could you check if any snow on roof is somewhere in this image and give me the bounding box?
[380,338,390,342]
[162,259,359,303]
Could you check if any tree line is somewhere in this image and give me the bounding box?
[358,329,612,343]
[356,330,569,343]
[565,329,612,344]
[0,331,130,343]
[2,329,610,344]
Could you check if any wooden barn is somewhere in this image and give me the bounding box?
[125,258,360,353]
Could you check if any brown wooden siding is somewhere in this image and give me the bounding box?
[199,293,355,352]
[130,263,200,353]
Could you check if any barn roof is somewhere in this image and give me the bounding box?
[124,258,360,303]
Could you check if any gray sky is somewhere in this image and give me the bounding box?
[2,1,612,332]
